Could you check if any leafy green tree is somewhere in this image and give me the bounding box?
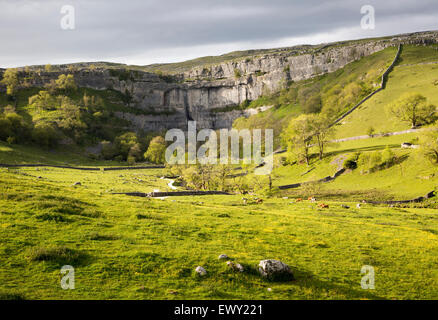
[28,91,56,110]
[419,127,438,164]
[311,114,335,160]
[387,93,437,128]
[144,136,166,164]
[282,114,315,165]
[57,97,87,142]
[1,68,19,96]
[55,74,77,92]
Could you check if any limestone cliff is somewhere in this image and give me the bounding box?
[1,31,437,132]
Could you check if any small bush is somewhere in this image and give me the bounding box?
[344,159,358,170]
[343,153,360,170]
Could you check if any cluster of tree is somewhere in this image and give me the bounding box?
[167,164,275,194]
[100,133,168,164]
[281,113,335,165]
[343,147,397,174]
[102,132,146,163]
[0,106,60,148]
[386,93,437,128]
[321,81,370,120]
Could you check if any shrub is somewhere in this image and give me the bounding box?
[234,69,241,78]
[367,126,376,136]
[343,153,360,170]
[344,159,358,170]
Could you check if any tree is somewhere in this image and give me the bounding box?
[57,97,87,142]
[113,132,140,161]
[282,114,315,165]
[144,136,166,164]
[419,127,438,164]
[311,114,335,160]
[28,91,56,110]
[387,93,437,128]
[1,68,19,96]
[55,74,77,92]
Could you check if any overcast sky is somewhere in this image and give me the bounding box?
[0,0,437,68]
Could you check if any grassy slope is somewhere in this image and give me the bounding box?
[334,45,438,139]
[0,167,437,300]
[248,45,438,199]
[0,141,128,166]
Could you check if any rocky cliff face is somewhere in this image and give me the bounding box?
[2,31,437,132]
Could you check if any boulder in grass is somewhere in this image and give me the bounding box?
[226,261,244,272]
[195,266,207,276]
[73,182,82,186]
[218,254,229,260]
[258,259,294,281]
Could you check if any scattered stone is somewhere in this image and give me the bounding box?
[356,203,361,209]
[258,259,294,281]
[226,261,244,272]
[195,266,207,276]
[73,182,81,186]
[267,288,272,292]
[218,254,229,260]
[341,204,350,209]
[282,197,288,200]
[37,176,42,179]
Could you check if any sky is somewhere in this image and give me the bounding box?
[0,0,437,68]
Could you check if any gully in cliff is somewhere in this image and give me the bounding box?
[164,121,274,175]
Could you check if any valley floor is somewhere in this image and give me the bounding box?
[0,163,437,300]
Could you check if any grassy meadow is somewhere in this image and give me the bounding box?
[0,163,437,300]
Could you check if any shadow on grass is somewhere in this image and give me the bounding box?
[290,268,385,300]
[28,246,92,269]
[326,144,401,158]
[239,264,385,299]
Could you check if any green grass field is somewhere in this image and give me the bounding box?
[1,165,437,300]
